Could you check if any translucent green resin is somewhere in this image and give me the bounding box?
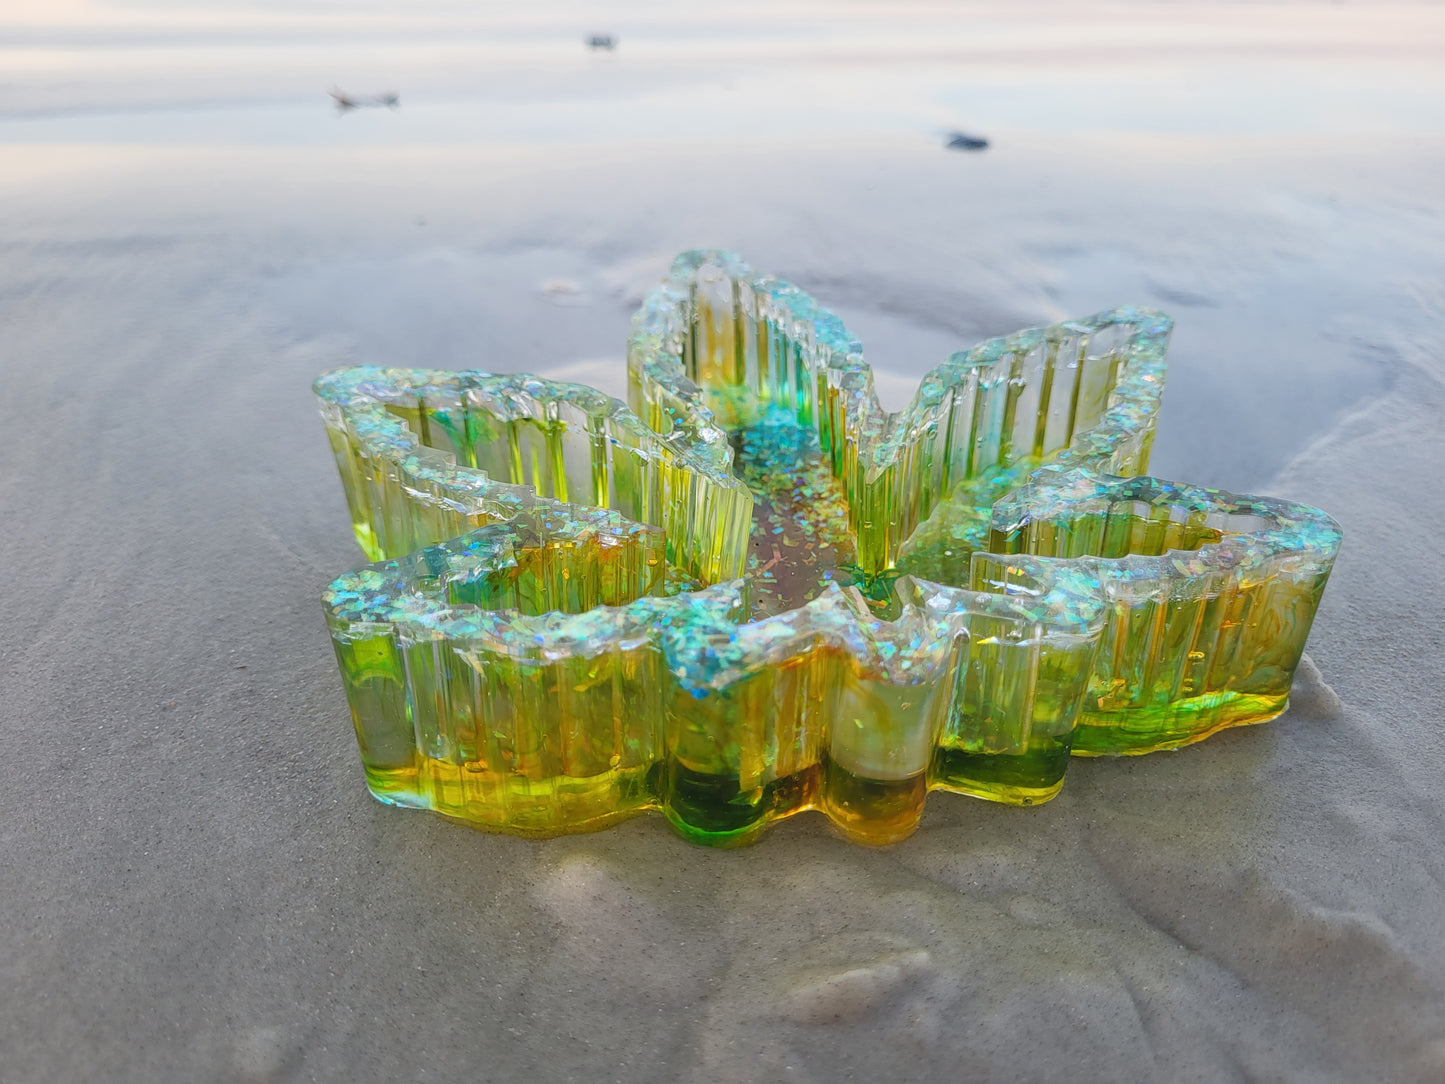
[316,250,1340,845]
[968,468,1342,755]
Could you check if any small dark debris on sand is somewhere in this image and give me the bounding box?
[586,34,617,50]
[945,131,989,151]
[330,88,400,111]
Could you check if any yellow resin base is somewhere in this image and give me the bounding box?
[1071,692,1290,756]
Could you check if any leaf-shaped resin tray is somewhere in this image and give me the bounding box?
[316,250,1340,845]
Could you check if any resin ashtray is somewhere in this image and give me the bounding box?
[316,250,1342,846]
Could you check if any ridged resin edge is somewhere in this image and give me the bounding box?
[977,467,1343,754]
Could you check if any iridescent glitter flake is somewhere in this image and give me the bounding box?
[316,250,1341,846]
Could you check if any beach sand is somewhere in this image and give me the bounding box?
[2,3,1444,1080]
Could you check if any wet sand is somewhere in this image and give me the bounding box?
[3,3,1445,1080]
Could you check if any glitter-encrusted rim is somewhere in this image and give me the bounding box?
[978,466,1343,754]
[313,368,754,584]
[628,250,1172,574]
